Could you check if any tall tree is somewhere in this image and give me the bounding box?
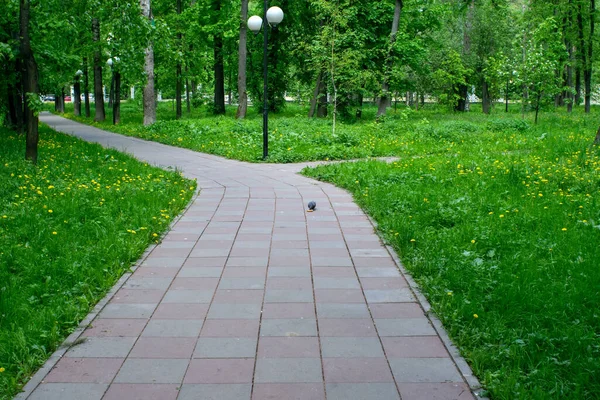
[141,0,156,125]
[176,0,183,119]
[377,0,403,118]
[236,0,249,119]
[213,0,225,115]
[92,16,105,122]
[20,0,39,163]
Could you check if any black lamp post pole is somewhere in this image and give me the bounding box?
[73,75,81,116]
[262,0,269,160]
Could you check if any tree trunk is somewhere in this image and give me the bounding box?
[535,93,542,124]
[213,0,225,115]
[575,67,581,105]
[175,0,182,120]
[20,0,39,163]
[108,72,114,108]
[316,76,327,118]
[356,92,363,119]
[567,51,573,113]
[236,0,249,118]
[376,0,403,118]
[74,75,81,116]
[57,88,65,113]
[83,57,90,117]
[141,0,156,125]
[186,76,191,114]
[595,125,600,145]
[482,78,491,114]
[113,71,120,124]
[456,0,474,112]
[585,0,595,113]
[92,17,105,122]
[308,71,322,117]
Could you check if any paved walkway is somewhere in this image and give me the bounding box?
[22,113,476,400]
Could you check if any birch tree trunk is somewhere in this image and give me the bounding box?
[236,0,249,119]
[141,0,156,125]
[213,0,225,115]
[376,0,402,118]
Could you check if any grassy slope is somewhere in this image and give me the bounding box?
[0,125,195,399]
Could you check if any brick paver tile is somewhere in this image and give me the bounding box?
[44,358,123,383]
[323,358,394,383]
[129,337,196,358]
[171,277,219,290]
[257,337,320,358]
[252,383,325,400]
[254,358,322,383]
[389,358,463,383]
[359,277,409,290]
[183,257,227,267]
[318,319,377,337]
[325,383,400,400]
[27,383,108,400]
[312,267,356,278]
[264,289,314,303]
[65,337,136,358]
[103,384,179,400]
[162,289,215,303]
[222,267,267,278]
[142,319,204,337]
[313,277,360,289]
[132,267,179,278]
[218,277,265,290]
[194,337,258,358]
[314,289,365,303]
[123,277,173,291]
[397,383,475,400]
[178,384,252,400]
[369,303,424,318]
[212,289,264,304]
[260,318,318,337]
[98,303,157,319]
[382,337,450,358]
[207,303,262,319]
[266,277,313,290]
[316,303,370,319]
[184,358,255,384]
[110,289,165,304]
[114,359,189,383]
[141,257,187,268]
[201,319,260,337]
[177,267,223,278]
[374,318,437,337]
[226,257,269,267]
[152,303,209,319]
[82,319,146,337]
[261,303,316,319]
[320,337,385,358]
[356,268,401,278]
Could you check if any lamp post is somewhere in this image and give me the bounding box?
[248,4,284,160]
[74,69,83,116]
[107,57,121,125]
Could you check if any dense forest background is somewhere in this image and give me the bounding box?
[2,0,599,160]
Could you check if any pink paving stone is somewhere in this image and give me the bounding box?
[201,319,260,337]
[310,248,351,258]
[314,289,366,303]
[323,358,394,383]
[151,247,192,257]
[369,303,425,319]
[44,358,123,383]
[132,267,179,278]
[312,267,357,278]
[194,240,234,249]
[318,319,377,337]
[257,337,321,358]
[359,277,409,290]
[352,257,396,268]
[110,289,165,304]
[171,277,220,290]
[183,257,227,267]
[153,303,209,319]
[397,383,475,400]
[382,337,450,358]
[212,290,265,304]
[261,303,316,319]
[82,319,147,337]
[268,256,311,267]
[221,267,267,278]
[266,277,313,290]
[129,337,197,358]
[103,384,179,400]
[102,383,179,400]
[252,383,325,400]
[184,358,255,384]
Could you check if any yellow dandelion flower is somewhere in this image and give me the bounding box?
[562,228,567,231]
[471,240,476,244]
[473,314,479,319]
[52,232,57,235]
[410,239,416,242]
[48,210,53,213]
[0,367,5,373]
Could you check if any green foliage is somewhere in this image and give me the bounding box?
[0,124,195,398]
[431,49,472,109]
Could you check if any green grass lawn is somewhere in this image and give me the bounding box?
[0,125,195,399]
[57,100,600,398]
